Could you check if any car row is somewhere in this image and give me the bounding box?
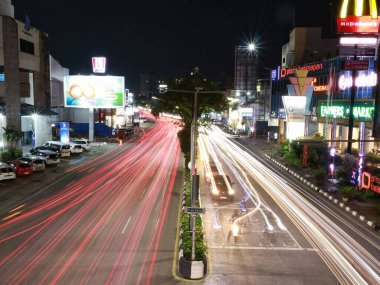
[0,139,91,182]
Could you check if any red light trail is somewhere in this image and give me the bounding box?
[0,118,181,284]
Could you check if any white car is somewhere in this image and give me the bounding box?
[70,139,91,151]
[0,162,16,181]
[70,143,83,154]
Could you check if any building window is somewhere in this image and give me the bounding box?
[20,39,35,55]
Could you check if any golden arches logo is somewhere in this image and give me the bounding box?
[340,0,378,18]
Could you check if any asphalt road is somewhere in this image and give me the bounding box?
[0,119,184,285]
[196,125,380,285]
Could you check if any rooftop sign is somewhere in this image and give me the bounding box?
[337,0,380,34]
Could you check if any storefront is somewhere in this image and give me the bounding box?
[270,57,378,153]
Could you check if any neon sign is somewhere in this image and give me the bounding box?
[280,63,323,78]
[362,172,380,193]
[318,100,375,121]
[314,85,329,92]
[338,72,377,90]
[337,0,380,34]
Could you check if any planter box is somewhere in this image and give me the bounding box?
[179,256,207,279]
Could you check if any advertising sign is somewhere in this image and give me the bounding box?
[339,47,376,56]
[337,15,380,33]
[318,100,375,121]
[60,122,69,143]
[362,172,380,193]
[92,57,107,73]
[280,63,323,78]
[343,60,369,71]
[64,76,125,108]
[338,72,377,90]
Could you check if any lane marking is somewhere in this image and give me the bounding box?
[209,245,317,251]
[87,167,95,173]
[121,216,132,234]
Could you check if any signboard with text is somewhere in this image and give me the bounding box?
[343,60,369,71]
[337,16,380,34]
[64,76,125,108]
[318,100,375,121]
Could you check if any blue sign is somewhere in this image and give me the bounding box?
[60,122,70,143]
[0,74,5,82]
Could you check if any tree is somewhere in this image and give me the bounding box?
[151,68,229,158]
[2,127,21,152]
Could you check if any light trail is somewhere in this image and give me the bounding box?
[0,119,181,284]
[202,125,380,285]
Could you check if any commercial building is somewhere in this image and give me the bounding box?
[0,2,59,147]
[270,57,377,153]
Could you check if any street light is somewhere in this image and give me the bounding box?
[248,43,256,51]
[31,113,38,147]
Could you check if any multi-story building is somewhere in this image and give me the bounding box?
[270,24,378,153]
[139,71,167,98]
[234,45,258,100]
[0,2,62,147]
[281,27,338,67]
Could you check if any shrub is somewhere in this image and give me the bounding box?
[283,151,301,166]
[180,170,207,261]
[314,168,326,185]
[340,185,362,200]
[335,166,349,183]
[0,149,22,162]
[366,152,380,164]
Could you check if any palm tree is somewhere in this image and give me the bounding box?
[2,127,21,152]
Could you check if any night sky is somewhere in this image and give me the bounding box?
[12,0,337,92]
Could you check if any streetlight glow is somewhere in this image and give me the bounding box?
[248,43,255,51]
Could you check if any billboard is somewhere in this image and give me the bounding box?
[64,76,125,108]
[318,100,375,121]
[92,57,106,73]
[337,0,380,34]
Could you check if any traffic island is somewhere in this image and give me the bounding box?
[178,177,208,279]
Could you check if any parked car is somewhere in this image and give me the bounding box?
[0,162,16,181]
[70,139,91,151]
[210,175,235,202]
[43,141,71,157]
[8,160,33,177]
[70,144,83,155]
[18,156,46,172]
[31,145,61,156]
[26,150,60,165]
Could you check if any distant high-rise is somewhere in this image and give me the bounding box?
[139,71,167,98]
[234,45,258,98]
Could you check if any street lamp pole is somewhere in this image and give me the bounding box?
[190,87,202,261]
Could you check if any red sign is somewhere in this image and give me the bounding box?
[280,63,323,78]
[343,60,369,71]
[362,172,380,193]
[337,16,380,34]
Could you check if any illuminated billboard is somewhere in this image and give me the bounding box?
[337,0,380,34]
[92,57,106,73]
[64,76,125,108]
[318,100,375,121]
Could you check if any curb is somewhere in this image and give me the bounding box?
[265,154,379,232]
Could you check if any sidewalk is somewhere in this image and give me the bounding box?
[238,137,380,230]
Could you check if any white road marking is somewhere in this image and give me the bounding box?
[122,216,132,234]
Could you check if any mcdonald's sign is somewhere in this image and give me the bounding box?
[337,0,380,33]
